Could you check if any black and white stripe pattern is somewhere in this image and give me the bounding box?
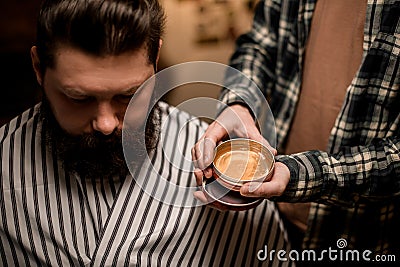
[0,102,293,266]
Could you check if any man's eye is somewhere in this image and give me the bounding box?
[69,97,91,103]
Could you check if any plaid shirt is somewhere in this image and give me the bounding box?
[220,0,400,256]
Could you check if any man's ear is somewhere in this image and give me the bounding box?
[155,39,163,67]
[30,46,43,86]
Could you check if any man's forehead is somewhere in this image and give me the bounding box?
[45,45,154,94]
[51,45,152,72]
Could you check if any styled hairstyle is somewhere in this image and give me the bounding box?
[36,0,165,72]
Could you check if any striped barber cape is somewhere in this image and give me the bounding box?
[0,102,293,266]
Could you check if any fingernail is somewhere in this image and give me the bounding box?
[248,182,261,193]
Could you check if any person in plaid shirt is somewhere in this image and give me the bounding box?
[193,0,400,262]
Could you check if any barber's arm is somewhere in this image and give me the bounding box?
[219,0,278,117]
[241,136,400,206]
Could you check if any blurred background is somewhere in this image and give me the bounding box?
[0,0,259,127]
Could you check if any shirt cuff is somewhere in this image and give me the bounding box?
[273,155,306,202]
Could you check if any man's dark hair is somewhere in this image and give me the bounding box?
[36,0,165,73]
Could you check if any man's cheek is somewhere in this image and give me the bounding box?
[55,106,93,135]
[124,89,154,130]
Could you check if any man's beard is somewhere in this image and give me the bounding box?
[39,97,160,180]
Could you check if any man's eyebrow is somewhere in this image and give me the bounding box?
[62,87,87,96]
[122,85,141,94]
[62,85,141,95]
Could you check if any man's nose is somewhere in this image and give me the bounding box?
[92,101,119,135]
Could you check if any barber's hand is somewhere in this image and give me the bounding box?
[191,104,276,186]
[240,162,290,198]
[193,185,231,212]
[193,162,290,210]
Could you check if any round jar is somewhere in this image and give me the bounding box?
[212,138,274,191]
